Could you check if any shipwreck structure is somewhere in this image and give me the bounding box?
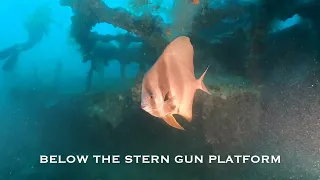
[60,0,320,89]
[7,0,316,179]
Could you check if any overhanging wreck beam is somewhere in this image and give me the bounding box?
[60,0,168,52]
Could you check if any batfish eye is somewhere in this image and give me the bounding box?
[146,90,153,99]
[148,93,153,99]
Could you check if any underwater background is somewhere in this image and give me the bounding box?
[0,0,319,179]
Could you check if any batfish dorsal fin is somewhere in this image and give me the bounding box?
[162,36,194,75]
[162,114,185,130]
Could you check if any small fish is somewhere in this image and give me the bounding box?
[132,0,152,7]
[140,36,211,130]
[152,5,160,11]
[165,29,172,36]
[193,0,200,5]
[145,0,152,4]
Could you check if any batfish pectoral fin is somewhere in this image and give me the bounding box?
[162,114,185,130]
[164,91,174,101]
[163,101,176,115]
[163,95,176,114]
[164,95,175,104]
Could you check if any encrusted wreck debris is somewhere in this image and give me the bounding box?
[81,75,261,179]
[84,75,261,154]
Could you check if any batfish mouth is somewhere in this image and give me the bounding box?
[141,104,151,111]
[141,102,165,113]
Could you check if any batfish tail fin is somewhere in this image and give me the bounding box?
[197,65,211,95]
[162,114,185,130]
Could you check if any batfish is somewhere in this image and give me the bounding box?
[140,36,211,130]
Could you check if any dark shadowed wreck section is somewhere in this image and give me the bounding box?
[8,67,319,179]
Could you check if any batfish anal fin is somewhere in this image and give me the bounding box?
[197,65,211,95]
[162,114,185,130]
[178,87,197,122]
[178,102,193,122]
